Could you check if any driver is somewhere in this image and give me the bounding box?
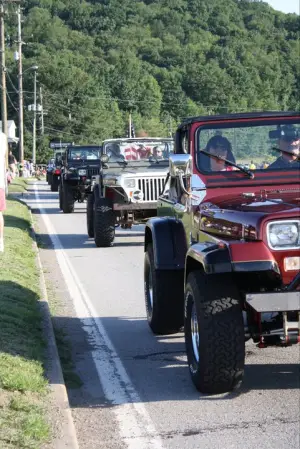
[267,125,300,169]
[107,143,123,160]
[73,151,82,160]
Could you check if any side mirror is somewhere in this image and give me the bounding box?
[169,154,193,178]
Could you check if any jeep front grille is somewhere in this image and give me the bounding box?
[87,167,100,178]
[137,177,166,202]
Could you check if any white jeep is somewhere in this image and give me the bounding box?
[87,137,173,247]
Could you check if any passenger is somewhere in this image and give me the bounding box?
[137,144,151,159]
[267,125,300,169]
[199,135,236,172]
[263,161,269,169]
[249,160,256,170]
[8,150,17,178]
[124,145,138,161]
[153,146,164,160]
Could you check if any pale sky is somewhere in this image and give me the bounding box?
[265,0,300,14]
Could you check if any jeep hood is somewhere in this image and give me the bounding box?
[102,163,169,177]
[200,189,300,240]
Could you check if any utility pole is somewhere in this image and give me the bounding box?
[39,86,44,135]
[32,67,37,164]
[17,4,23,163]
[128,111,132,138]
[0,3,8,165]
[67,97,71,121]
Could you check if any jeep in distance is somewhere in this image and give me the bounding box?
[87,137,174,247]
[49,150,63,192]
[59,145,102,213]
[144,111,300,395]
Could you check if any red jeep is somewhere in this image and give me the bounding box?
[144,111,300,395]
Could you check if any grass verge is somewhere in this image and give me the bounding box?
[8,178,29,194]
[0,198,50,448]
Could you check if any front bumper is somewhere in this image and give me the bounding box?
[113,202,157,211]
[246,291,300,313]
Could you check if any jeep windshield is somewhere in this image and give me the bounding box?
[68,147,101,161]
[197,120,300,174]
[103,139,174,163]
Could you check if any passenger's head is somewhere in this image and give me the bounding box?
[153,146,163,158]
[201,135,235,171]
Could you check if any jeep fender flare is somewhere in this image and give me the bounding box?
[185,243,232,282]
[145,217,187,270]
[185,241,280,283]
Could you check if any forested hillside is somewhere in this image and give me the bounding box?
[4,0,300,161]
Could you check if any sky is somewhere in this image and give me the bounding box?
[265,0,299,14]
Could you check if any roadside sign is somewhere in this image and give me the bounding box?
[49,141,73,149]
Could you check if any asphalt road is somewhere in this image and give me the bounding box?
[28,181,299,449]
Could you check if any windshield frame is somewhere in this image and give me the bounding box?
[67,146,101,161]
[193,117,300,187]
[103,138,174,163]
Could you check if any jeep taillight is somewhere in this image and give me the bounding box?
[54,169,61,175]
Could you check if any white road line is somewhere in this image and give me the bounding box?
[33,185,165,449]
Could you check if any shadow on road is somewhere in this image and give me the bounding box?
[48,314,300,410]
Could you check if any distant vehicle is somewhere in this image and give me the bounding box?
[46,158,55,184]
[59,145,102,213]
[87,137,174,247]
[50,151,64,192]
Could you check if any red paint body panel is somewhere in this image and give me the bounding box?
[187,114,300,286]
[229,241,275,263]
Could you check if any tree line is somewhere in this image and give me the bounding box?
[4,0,300,162]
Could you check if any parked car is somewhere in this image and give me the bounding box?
[59,145,102,213]
[87,137,174,246]
[143,111,300,395]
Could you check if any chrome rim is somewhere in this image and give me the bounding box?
[148,265,153,312]
[191,300,199,362]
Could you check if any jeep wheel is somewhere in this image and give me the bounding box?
[144,243,184,334]
[185,271,245,394]
[50,181,59,192]
[86,194,94,238]
[62,185,75,213]
[94,197,115,247]
[58,185,63,210]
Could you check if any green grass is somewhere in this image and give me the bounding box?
[0,199,50,448]
[8,178,29,194]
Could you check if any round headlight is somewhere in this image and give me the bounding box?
[132,190,144,201]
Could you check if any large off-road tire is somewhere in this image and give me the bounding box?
[93,197,115,247]
[144,243,184,334]
[185,271,245,395]
[50,180,59,192]
[86,194,94,238]
[58,184,63,210]
[62,184,75,214]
